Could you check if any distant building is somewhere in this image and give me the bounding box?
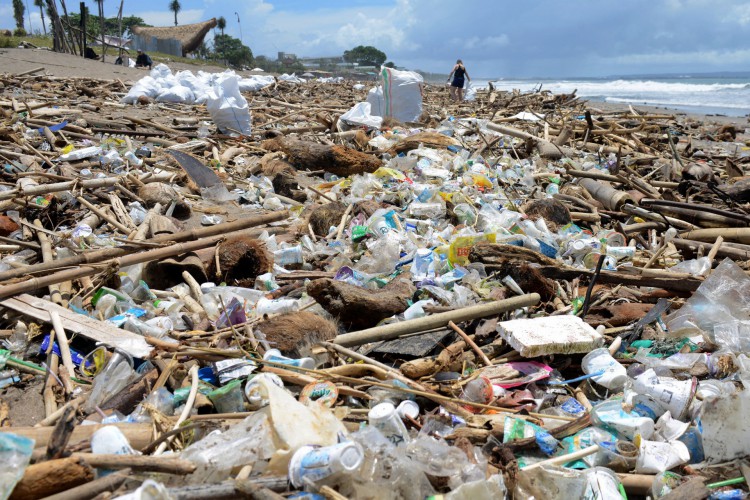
[277,51,298,63]
[299,55,345,68]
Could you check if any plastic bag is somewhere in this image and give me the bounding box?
[205,74,252,136]
[0,432,34,499]
[338,102,383,131]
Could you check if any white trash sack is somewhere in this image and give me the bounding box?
[205,73,253,136]
[367,66,424,123]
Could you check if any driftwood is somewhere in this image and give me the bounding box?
[10,456,94,500]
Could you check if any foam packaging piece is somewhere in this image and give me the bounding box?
[497,315,603,357]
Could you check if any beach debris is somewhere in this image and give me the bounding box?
[0,57,749,500]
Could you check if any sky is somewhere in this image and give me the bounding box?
[4,0,750,78]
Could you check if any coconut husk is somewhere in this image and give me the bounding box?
[255,311,338,357]
[206,236,273,288]
[261,136,381,177]
[308,202,348,237]
[522,198,571,229]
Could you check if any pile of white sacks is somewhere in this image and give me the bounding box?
[121,64,277,105]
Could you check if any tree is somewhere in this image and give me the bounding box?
[34,0,46,35]
[343,45,387,67]
[213,34,253,68]
[384,61,396,68]
[169,0,181,26]
[216,16,226,36]
[12,0,25,31]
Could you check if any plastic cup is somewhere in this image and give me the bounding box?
[632,369,697,420]
[396,400,420,420]
[288,441,364,488]
[207,379,245,413]
[582,348,628,390]
[368,402,410,446]
[597,230,627,247]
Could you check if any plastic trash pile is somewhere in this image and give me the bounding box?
[0,62,749,499]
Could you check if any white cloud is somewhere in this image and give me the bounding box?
[135,9,205,28]
[729,3,750,25]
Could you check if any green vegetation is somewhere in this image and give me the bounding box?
[64,13,151,38]
[343,45,386,67]
[0,34,52,48]
[213,34,253,69]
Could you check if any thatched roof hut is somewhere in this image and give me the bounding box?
[131,18,217,56]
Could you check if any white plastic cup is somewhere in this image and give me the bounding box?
[396,400,420,420]
[288,441,364,488]
[582,348,628,390]
[632,369,697,420]
[368,402,410,446]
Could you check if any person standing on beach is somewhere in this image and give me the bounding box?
[447,59,471,102]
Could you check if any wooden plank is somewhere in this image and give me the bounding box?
[1,294,152,358]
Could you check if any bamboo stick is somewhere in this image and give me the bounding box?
[334,294,540,347]
[0,172,174,202]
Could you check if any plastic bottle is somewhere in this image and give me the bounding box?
[288,441,365,488]
[460,376,494,405]
[83,349,138,414]
[256,298,299,316]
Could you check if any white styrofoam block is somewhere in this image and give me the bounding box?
[497,315,603,357]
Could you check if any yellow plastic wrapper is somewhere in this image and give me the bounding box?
[373,167,406,181]
[448,233,496,265]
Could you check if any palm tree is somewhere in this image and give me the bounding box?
[12,0,25,31]
[168,0,181,26]
[34,0,46,35]
[216,16,226,36]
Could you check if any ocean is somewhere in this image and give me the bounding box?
[472,75,750,117]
